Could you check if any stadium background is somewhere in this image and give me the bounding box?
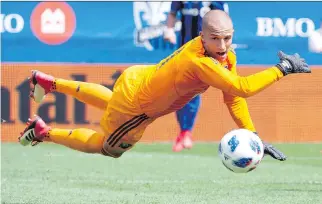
[2,1,322,143]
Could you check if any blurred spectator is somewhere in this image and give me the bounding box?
[164,1,229,152]
[308,19,322,53]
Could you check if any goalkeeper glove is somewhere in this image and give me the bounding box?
[254,132,287,161]
[262,141,287,161]
[275,51,311,76]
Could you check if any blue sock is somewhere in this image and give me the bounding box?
[176,95,201,131]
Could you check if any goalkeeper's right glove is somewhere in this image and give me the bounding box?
[275,51,311,76]
[262,141,287,161]
[254,132,287,161]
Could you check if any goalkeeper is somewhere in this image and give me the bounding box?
[19,10,310,161]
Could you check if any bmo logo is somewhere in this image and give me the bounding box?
[256,17,316,37]
[30,2,76,45]
[0,14,24,33]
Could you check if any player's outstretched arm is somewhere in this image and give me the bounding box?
[222,64,256,132]
[164,1,181,44]
[224,93,287,161]
[196,51,311,98]
[223,92,255,131]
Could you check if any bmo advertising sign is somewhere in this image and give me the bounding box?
[1,2,76,45]
[256,17,316,37]
[0,13,24,33]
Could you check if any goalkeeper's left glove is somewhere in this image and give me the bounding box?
[275,51,311,76]
[254,132,287,161]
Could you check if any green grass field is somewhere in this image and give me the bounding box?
[1,143,322,204]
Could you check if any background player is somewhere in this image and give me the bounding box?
[19,10,310,161]
[164,1,229,152]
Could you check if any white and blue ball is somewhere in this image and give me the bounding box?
[219,129,264,173]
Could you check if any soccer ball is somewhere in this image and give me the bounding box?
[218,129,264,173]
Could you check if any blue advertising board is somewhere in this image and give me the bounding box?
[1,1,321,65]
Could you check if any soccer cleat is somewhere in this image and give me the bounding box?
[182,131,193,149]
[263,142,287,161]
[18,116,51,146]
[172,130,193,152]
[29,70,55,103]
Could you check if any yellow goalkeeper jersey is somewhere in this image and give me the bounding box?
[137,36,283,124]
